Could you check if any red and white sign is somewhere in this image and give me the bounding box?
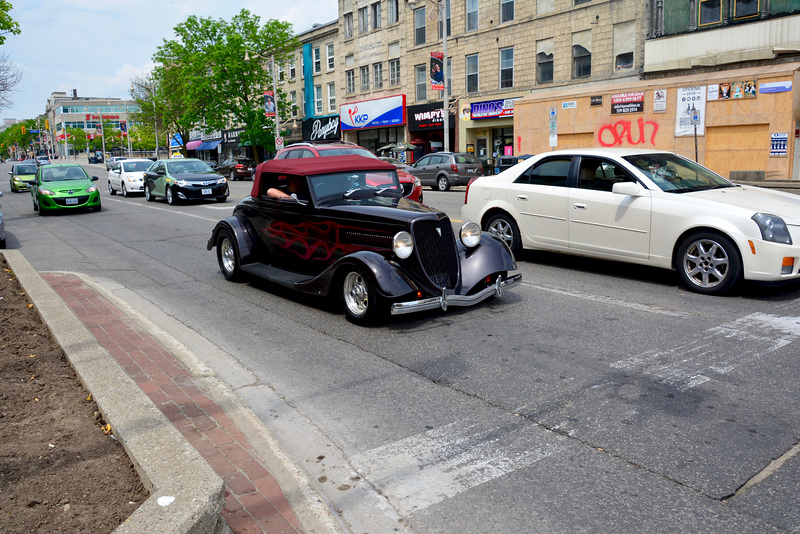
[275,137,284,149]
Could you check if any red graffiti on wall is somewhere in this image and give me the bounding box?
[597,118,659,147]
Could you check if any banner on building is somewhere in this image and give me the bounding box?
[303,115,341,141]
[470,98,518,120]
[675,86,706,136]
[430,52,444,91]
[264,91,276,118]
[340,95,406,131]
[611,92,644,114]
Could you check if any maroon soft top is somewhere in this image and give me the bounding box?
[251,155,397,198]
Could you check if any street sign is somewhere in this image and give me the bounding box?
[275,137,284,149]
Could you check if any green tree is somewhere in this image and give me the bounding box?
[152,9,296,162]
[66,127,88,156]
[0,1,21,45]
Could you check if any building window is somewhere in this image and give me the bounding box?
[326,43,335,70]
[314,85,323,114]
[414,7,426,45]
[360,65,370,91]
[388,0,399,24]
[389,59,401,85]
[572,31,591,79]
[373,63,384,89]
[372,2,382,30]
[313,46,321,73]
[501,0,514,23]
[466,0,478,31]
[346,69,355,94]
[466,53,479,93]
[536,42,553,83]
[289,58,296,79]
[415,64,427,101]
[359,7,369,33]
[327,82,336,113]
[500,47,513,88]
[734,0,759,19]
[613,21,635,71]
[572,46,591,78]
[574,0,591,4]
[278,62,285,82]
[699,0,722,26]
[344,13,353,38]
[290,91,298,117]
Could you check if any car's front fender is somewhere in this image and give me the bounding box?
[458,234,517,291]
[296,250,417,298]
[207,216,259,265]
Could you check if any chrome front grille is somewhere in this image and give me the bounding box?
[412,219,458,289]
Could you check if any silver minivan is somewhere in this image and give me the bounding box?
[407,152,484,191]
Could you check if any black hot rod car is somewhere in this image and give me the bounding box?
[208,155,520,324]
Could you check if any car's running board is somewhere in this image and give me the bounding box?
[241,263,311,289]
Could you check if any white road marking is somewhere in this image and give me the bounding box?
[524,282,690,318]
[611,312,800,391]
[350,420,563,516]
[104,197,219,222]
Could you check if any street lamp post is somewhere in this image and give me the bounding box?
[408,0,449,153]
[244,50,280,149]
[131,81,160,160]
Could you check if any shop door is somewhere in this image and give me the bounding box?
[476,138,488,173]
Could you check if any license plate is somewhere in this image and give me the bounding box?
[202,188,212,195]
[468,168,476,173]
[65,198,78,205]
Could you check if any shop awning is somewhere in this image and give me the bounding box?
[186,140,203,150]
[197,140,222,151]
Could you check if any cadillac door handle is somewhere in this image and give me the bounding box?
[516,194,528,201]
[573,203,587,210]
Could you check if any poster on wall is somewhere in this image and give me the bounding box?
[675,86,706,136]
[611,92,644,114]
[771,133,788,157]
[653,89,667,113]
[707,84,719,101]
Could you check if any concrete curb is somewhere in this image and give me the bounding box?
[2,250,230,534]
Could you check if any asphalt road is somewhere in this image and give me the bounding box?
[3,160,800,533]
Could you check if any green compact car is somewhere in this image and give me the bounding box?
[31,163,101,215]
[9,163,39,192]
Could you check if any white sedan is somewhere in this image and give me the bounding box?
[462,148,800,295]
[107,158,154,197]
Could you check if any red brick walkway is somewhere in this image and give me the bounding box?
[44,273,304,534]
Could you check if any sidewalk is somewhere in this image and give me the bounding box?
[42,271,309,534]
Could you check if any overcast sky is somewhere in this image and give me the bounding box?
[2,0,339,122]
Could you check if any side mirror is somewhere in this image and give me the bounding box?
[91,176,99,181]
[612,181,642,196]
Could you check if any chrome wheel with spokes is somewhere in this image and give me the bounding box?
[485,213,521,255]
[677,232,741,294]
[341,268,380,324]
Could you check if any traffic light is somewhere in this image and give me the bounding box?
[20,125,26,134]
[45,120,49,130]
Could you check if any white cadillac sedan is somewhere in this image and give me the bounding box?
[107,158,154,197]
[462,148,800,295]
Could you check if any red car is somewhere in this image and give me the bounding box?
[275,142,423,203]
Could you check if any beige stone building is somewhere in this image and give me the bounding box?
[282,0,800,179]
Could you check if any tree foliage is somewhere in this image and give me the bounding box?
[150,9,296,161]
[0,1,21,45]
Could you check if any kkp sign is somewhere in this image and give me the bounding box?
[340,95,406,131]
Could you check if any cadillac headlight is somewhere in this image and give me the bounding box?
[460,221,482,248]
[392,231,414,259]
[752,213,792,244]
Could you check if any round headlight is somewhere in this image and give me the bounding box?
[460,221,481,248]
[393,231,414,259]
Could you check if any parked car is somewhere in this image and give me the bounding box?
[0,190,5,248]
[407,151,484,191]
[276,142,424,203]
[208,155,520,325]
[463,148,800,295]
[217,157,255,181]
[31,163,101,215]
[106,156,127,170]
[107,158,154,197]
[143,158,228,205]
[9,163,39,192]
[36,155,51,166]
